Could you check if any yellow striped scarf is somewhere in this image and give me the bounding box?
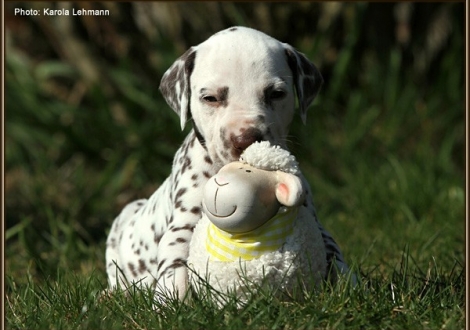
[205,207,298,262]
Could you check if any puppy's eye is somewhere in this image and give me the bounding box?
[202,95,218,103]
[270,90,286,100]
[265,86,287,103]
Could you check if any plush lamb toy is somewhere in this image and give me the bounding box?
[188,141,327,304]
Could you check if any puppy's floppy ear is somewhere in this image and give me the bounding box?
[283,44,323,124]
[159,47,197,130]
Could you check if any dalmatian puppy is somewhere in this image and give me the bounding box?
[105,26,351,302]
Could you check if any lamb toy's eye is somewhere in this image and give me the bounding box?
[245,170,252,173]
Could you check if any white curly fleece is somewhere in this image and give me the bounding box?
[239,141,300,175]
[188,207,326,305]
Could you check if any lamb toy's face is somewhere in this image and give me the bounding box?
[202,162,304,233]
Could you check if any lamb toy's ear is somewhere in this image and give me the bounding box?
[275,172,305,207]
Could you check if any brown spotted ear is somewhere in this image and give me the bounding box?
[283,44,323,124]
[159,47,197,130]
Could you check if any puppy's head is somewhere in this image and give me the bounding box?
[159,27,323,166]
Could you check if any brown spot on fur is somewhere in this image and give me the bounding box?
[171,224,195,232]
[138,259,147,274]
[217,87,229,107]
[190,206,201,215]
[169,258,185,269]
[175,188,187,200]
[189,136,195,147]
[204,155,213,165]
[184,49,196,76]
[128,263,138,277]
[181,158,192,173]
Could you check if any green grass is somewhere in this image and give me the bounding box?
[5,2,465,329]
[5,256,465,329]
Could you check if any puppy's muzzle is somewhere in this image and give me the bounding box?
[230,127,264,157]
